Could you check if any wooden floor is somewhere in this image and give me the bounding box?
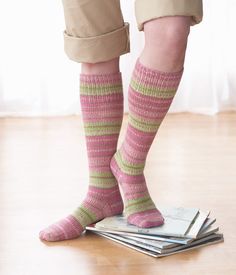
[0,113,235,275]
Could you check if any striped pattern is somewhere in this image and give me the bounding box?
[110,58,183,228]
[39,72,124,241]
[80,73,123,188]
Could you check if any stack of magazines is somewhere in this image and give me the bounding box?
[86,206,224,257]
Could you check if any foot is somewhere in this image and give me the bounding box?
[39,185,123,241]
[110,151,164,228]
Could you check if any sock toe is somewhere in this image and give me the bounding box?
[39,225,66,241]
[127,209,164,228]
[39,215,84,241]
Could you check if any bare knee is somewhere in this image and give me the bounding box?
[144,16,190,52]
[141,16,191,70]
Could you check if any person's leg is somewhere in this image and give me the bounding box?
[81,57,120,74]
[39,0,130,241]
[139,16,190,72]
[110,16,191,228]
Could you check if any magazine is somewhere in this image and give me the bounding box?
[95,232,223,258]
[86,224,193,245]
[95,206,208,238]
[86,213,214,245]
[115,224,219,250]
[186,210,210,237]
[198,217,216,234]
[86,207,224,258]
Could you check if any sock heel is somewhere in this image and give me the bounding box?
[102,189,124,217]
[110,155,122,184]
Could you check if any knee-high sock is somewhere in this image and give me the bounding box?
[110,58,183,228]
[39,72,124,241]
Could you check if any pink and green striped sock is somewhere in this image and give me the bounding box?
[110,58,183,228]
[39,72,124,241]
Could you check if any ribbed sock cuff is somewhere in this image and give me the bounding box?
[131,58,183,98]
[80,71,123,96]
